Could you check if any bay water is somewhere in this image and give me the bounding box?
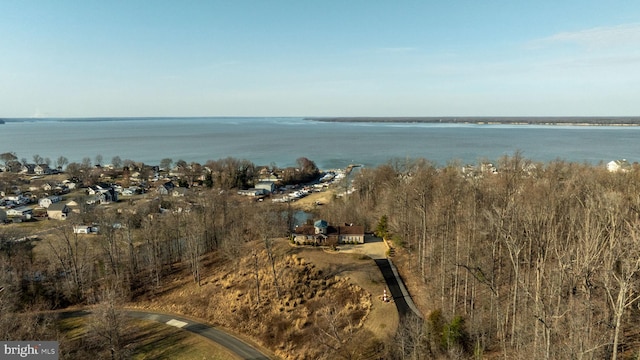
[1,117,639,169]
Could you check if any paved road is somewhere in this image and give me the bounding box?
[61,310,271,360]
[375,259,411,316]
[341,236,422,318]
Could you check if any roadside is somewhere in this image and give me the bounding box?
[334,236,422,319]
[58,309,246,360]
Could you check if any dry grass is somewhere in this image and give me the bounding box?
[288,189,336,211]
[58,315,237,360]
[131,239,397,359]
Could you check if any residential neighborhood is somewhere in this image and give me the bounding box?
[0,155,349,227]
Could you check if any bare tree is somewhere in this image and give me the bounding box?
[111,156,122,169]
[32,154,43,165]
[182,212,204,285]
[47,226,92,302]
[56,155,69,170]
[89,287,129,360]
[160,158,173,171]
[603,221,640,360]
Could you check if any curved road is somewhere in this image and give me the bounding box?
[61,310,271,360]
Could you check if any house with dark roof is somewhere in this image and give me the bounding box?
[20,164,36,174]
[157,181,176,195]
[34,164,54,175]
[293,219,364,245]
[47,203,70,220]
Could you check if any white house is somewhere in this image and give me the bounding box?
[73,225,91,234]
[6,206,33,219]
[38,195,62,208]
[607,159,631,173]
[238,189,261,196]
[34,164,53,175]
[73,225,99,234]
[62,180,77,190]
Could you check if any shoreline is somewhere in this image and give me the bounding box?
[305,116,640,126]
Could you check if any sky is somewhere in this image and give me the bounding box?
[0,1,639,117]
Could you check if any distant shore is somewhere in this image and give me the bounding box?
[305,117,640,126]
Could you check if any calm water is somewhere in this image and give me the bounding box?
[1,117,639,169]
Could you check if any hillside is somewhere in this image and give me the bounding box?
[129,239,398,360]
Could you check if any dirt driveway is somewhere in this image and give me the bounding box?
[336,235,388,259]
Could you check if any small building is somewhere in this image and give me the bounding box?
[238,188,268,196]
[336,223,365,244]
[157,181,176,195]
[6,206,33,219]
[20,164,36,174]
[73,225,98,234]
[607,159,631,173]
[34,164,53,175]
[86,185,118,204]
[38,195,62,208]
[47,203,70,220]
[255,181,276,194]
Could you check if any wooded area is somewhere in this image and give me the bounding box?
[315,154,640,359]
[2,152,640,359]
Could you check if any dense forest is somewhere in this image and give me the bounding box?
[2,152,640,359]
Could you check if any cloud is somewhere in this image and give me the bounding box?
[529,23,640,49]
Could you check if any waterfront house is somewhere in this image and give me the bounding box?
[34,164,53,175]
[607,159,631,173]
[20,164,36,174]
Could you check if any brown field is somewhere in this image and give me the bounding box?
[58,316,238,360]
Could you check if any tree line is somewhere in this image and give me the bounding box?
[6,149,640,359]
[315,153,640,359]
[1,151,319,190]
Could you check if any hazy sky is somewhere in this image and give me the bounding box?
[1,1,639,117]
